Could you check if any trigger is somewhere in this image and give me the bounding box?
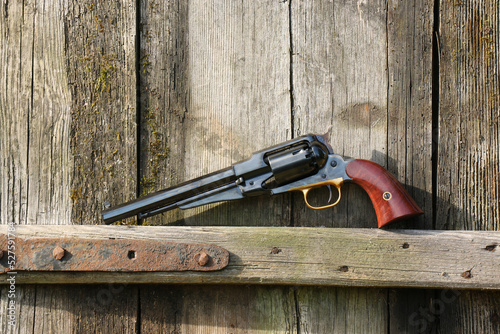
[327,185,333,204]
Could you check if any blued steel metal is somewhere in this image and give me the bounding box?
[0,236,229,272]
[102,134,332,223]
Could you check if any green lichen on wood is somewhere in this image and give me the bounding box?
[95,62,115,94]
[140,109,170,197]
[70,187,83,204]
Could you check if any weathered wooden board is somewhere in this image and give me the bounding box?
[295,287,388,333]
[1,0,499,332]
[179,0,293,227]
[27,0,73,225]
[1,225,499,289]
[0,0,34,225]
[385,1,436,333]
[137,0,189,225]
[136,0,295,332]
[0,0,139,333]
[67,0,138,225]
[292,0,388,228]
[291,0,434,332]
[290,1,390,331]
[140,285,297,333]
[0,0,73,225]
[435,0,500,333]
[387,0,434,230]
[437,0,499,230]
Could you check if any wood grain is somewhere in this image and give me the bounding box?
[27,0,72,225]
[296,287,388,333]
[346,159,423,228]
[137,1,295,332]
[181,0,292,227]
[291,0,389,228]
[290,1,392,333]
[2,225,499,290]
[437,0,500,231]
[67,0,137,225]
[1,0,139,333]
[387,0,434,230]
[0,0,73,225]
[435,0,500,333]
[140,285,297,334]
[1,0,498,332]
[32,285,138,333]
[386,1,435,333]
[0,0,34,225]
[137,0,189,225]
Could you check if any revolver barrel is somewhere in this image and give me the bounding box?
[102,168,236,223]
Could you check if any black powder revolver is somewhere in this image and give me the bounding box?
[102,134,422,227]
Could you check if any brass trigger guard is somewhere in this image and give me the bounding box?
[291,178,344,210]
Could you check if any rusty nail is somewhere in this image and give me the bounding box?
[196,252,210,266]
[270,247,282,254]
[53,246,65,260]
[461,269,473,279]
[485,244,497,252]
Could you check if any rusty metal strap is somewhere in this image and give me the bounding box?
[0,236,229,272]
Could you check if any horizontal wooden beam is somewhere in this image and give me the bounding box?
[1,225,499,289]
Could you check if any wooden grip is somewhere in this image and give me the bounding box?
[345,159,423,228]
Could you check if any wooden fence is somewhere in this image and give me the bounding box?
[1,0,499,333]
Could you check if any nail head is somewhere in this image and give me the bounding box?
[53,246,65,260]
[196,252,210,266]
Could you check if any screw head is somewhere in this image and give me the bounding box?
[53,246,65,260]
[331,160,337,168]
[195,252,210,266]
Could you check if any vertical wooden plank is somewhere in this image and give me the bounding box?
[291,0,390,332]
[0,1,38,331]
[387,0,433,229]
[138,0,292,227]
[0,0,34,224]
[386,1,435,332]
[296,287,388,333]
[437,0,499,332]
[437,0,499,230]
[1,0,140,332]
[53,0,139,331]
[291,0,388,228]
[32,285,138,333]
[182,0,292,227]
[439,291,500,334]
[26,0,72,225]
[141,286,297,333]
[0,286,36,334]
[68,0,137,225]
[138,0,297,332]
[137,0,189,225]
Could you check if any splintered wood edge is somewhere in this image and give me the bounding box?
[0,225,498,289]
